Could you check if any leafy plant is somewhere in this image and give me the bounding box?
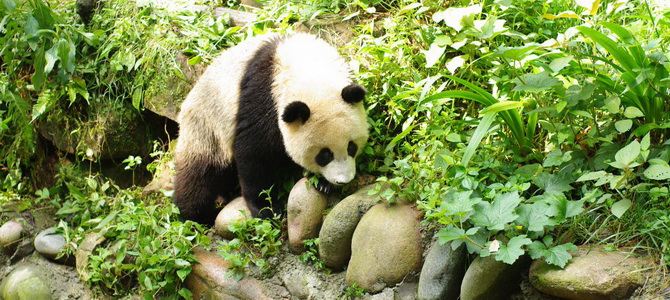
[577,22,669,131]
[344,283,366,299]
[217,212,283,281]
[298,238,329,272]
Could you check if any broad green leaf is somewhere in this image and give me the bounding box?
[495,235,532,264]
[543,150,571,167]
[623,107,644,118]
[436,226,466,244]
[495,45,539,60]
[533,172,573,195]
[576,171,608,182]
[547,197,584,223]
[471,192,522,230]
[445,55,465,74]
[614,141,640,167]
[544,243,577,268]
[3,0,16,12]
[57,38,75,73]
[44,44,59,74]
[441,190,482,215]
[643,165,670,180]
[422,43,446,68]
[549,55,573,73]
[25,15,39,36]
[641,133,650,151]
[433,4,482,32]
[611,199,632,218]
[33,0,55,28]
[512,72,560,93]
[515,202,551,232]
[614,120,632,133]
[604,96,620,113]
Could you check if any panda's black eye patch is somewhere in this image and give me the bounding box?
[347,141,358,157]
[315,148,334,167]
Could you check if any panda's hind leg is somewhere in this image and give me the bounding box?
[173,157,238,225]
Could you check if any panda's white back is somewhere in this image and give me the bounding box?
[177,33,279,165]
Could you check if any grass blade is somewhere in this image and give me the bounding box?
[462,113,496,167]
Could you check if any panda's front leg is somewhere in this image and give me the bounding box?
[236,159,283,218]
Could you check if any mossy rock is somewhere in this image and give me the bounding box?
[38,100,154,160]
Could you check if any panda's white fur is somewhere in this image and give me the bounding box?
[174,33,368,224]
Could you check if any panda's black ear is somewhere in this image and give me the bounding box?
[341,83,366,104]
[282,101,311,124]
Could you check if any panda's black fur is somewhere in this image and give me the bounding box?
[173,34,368,224]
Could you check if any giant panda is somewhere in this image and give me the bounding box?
[173,33,369,224]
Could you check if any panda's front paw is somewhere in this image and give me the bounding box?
[316,178,334,194]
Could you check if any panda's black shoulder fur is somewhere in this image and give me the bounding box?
[234,36,301,217]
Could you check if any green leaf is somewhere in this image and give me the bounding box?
[623,107,644,118]
[471,192,522,231]
[25,15,39,36]
[32,47,46,89]
[543,243,577,268]
[611,199,632,218]
[32,0,55,29]
[533,172,573,195]
[31,90,56,122]
[44,44,59,74]
[176,268,191,281]
[515,202,551,232]
[643,165,670,180]
[441,190,482,216]
[512,72,560,93]
[614,120,632,133]
[436,226,465,244]
[132,88,143,111]
[422,43,446,68]
[576,171,608,182]
[57,38,75,73]
[2,0,16,12]
[614,141,640,167]
[549,55,573,73]
[604,96,620,113]
[462,113,495,167]
[547,197,584,222]
[543,150,571,167]
[495,235,532,264]
[480,101,524,114]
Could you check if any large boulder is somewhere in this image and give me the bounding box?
[0,264,52,300]
[460,255,528,300]
[345,203,423,293]
[529,246,652,300]
[185,248,283,300]
[417,241,467,300]
[287,178,328,254]
[318,183,387,270]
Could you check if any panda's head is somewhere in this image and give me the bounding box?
[272,34,369,186]
[279,83,368,185]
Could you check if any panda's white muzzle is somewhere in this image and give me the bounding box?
[321,157,356,185]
